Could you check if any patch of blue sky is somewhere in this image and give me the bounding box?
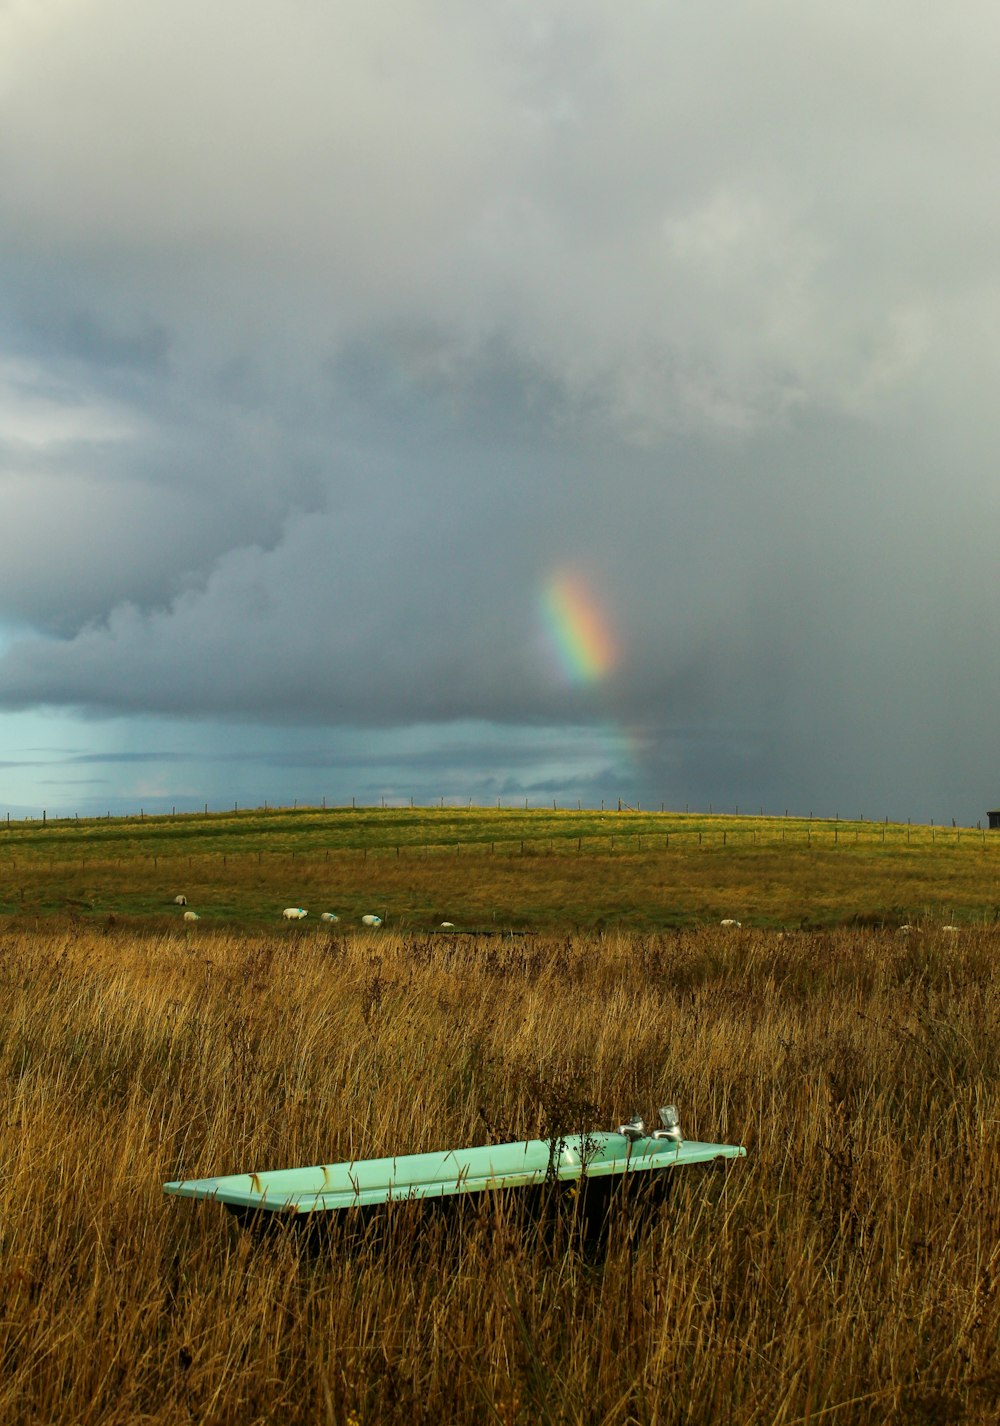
[0,715,644,819]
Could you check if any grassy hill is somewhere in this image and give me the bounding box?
[2,804,998,929]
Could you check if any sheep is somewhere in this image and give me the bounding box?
[283,907,308,920]
[183,910,200,921]
[439,921,456,929]
[361,914,383,927]
[942,924,959,933]
[174,895,187,906]
[720,918,742,928]
[320,912,339,922]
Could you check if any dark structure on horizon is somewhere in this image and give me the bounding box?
[989,810,1000,830]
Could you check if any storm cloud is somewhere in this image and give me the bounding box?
[2,1,1000,819]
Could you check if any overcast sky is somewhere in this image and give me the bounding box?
[1,1,999,821]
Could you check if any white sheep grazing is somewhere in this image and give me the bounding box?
[174,895,187,906]
[183,910,200,921]
[896,924,914,935]
[439,921,455,929]
[283,907,308,920]
[320,912,338,922]
[720,918,742,928]
[942,924,959,933]
[361,914,383,927]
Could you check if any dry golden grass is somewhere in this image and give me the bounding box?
[0,923,997,1424]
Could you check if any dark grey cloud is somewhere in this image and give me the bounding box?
[2,2,1000,821]
[46,312,170,377]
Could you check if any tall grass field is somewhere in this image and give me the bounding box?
[1,809,998,1422]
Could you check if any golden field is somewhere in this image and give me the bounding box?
[0,919,997,1424]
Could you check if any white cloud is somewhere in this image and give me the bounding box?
[0,356,136,448]
[5,1,995,428]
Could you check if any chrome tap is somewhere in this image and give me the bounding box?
[617,1114,646,1142]
[652,1104,683,1144]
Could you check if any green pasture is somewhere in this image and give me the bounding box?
[1,803,999,930]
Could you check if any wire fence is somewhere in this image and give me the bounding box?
[0,822,997,873]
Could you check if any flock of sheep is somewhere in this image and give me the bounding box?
[172,895,383,926]
[172,891,744,932]
[170,896,961,933]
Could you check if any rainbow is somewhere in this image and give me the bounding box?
[541,571,617,684]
